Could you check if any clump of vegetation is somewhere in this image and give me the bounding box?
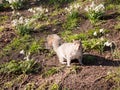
[0,60,41,74]
[12,17,35,36]
[49,83,59,90]
[85,1,105,23]
[28,6,48,19]
[29,41,42,54]
[42,67,60,78]
[70,65,82,74]
[63,11,79,30]
[83,38,107,53]
[0,0,10,10]
[3,35,32,52]
[5,0,27,10]
[63,3,81,30]
[87,28,109,38]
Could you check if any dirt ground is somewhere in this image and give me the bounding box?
[0,0,120,90]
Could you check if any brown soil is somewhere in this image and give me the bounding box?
[0,1,120,90]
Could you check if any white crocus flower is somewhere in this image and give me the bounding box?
[100,37,104,41]
[104,41,112,47]
[24,52,30,61]
[12,10,15,14]
[19,16,24,24]
[93,31,97,36]
[12,19,18,26]
[85,6,89,12]
[28,8,33,12]
[90,1,95,9]
[16,12,20,15]
[20,50,25,55]
[99,28,104,33]
[45,9,48,12]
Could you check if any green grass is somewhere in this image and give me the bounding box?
[0,60,41,74]
[42,67,60,78]
[3,35,32,52]
[29,38,45,54]
[2,35,45,57]
[49,83,59,90]
[63,11,80,31]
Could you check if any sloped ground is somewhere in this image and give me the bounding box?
[0,0,120,90]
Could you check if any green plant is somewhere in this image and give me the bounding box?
[17,24,31,36]
[42,67,59,78]
[3,35,32,52]
[87,28,109,38]
[49,83,59,90]
[0,60,41,74]
[82,38,106,53]
[63,11,79,30]
[70,65,82,74]
[6,0,26,10]
[85,1,105,23]
[29,38,45,54]
[0,0,10,10]
[12,17,35,36]
[28,7,48,19]
[106,0,120,5]
[29,41,41,54]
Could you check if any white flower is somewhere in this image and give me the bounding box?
[85,2,105,13]
[20,50,25,55]
[16,12,20,15]
[28,8,33,12]
[85,6,89,12]
[96,42,100,45]
[19,17,24,24]
[90,1,95,9]
[74,3,80,9]
[24,18,29,24]
[45,9,48,12]
[12,10,15,14]
[100,37,104,41]
[12,19,18,26]
[65,3,80,13]
[24,52,30,61]
[99,28,104,33]
[104,41,112,47]
[93,31,97,36]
